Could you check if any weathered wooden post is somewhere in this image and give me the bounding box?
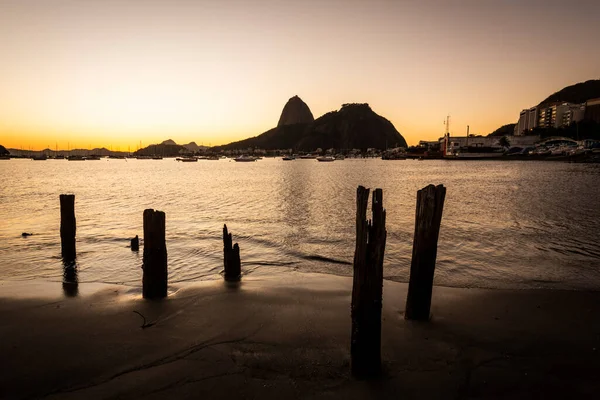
[131,235,139,251]
[59,194,76,263]
[62,262,79,297]
[405,184,446,321]
[351,186,386,378]
[223,224,241,281]
[143,209,167,299]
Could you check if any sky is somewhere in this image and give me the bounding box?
[1,0,599,150]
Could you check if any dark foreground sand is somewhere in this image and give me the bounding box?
[1,271,599,399]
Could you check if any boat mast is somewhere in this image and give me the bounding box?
[443,115,450,156]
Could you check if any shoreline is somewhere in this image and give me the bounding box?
[2,271,600,399]
[2,267,599,302]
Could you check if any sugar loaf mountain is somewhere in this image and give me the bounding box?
[213,96,407,151]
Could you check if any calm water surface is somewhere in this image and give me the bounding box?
[1,158,599,290]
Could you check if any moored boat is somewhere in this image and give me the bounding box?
[316,156,335,162]
[233,155,257,162]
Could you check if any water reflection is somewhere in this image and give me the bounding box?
[62,260,78,297]
[1,159,600,290]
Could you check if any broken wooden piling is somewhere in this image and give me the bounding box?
[59,194,76,263]
[142,209,167,299]
[405,184,446,321]
[131,235,139,251]
[223,224,241,282]
[351,186,386,378]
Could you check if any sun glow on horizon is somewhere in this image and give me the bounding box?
[1,0,599,151]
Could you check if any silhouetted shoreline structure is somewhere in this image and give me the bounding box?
[62,260,78,297]
[131,235,139,251]
[351,186,386,377]
[142,209,168,299]
[59,194,76,263]
[223,225,241,282]
[53,185,450,379]
[405,184,447,320]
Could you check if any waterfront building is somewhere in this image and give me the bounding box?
[538,104,557,128]
[527,107,538,130]
[515,107,538,135]
[555,103,585,127]
[517,110,528,135]
[538,102,585,128]
[585,98,600,123]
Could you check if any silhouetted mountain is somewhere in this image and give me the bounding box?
[134,143,185,157]
[0,145,8,155]
[161,139,177,146]
[214,102,406,151]
[297,103,407,150]
[278,95,314,127]
[538,79,600,106]
[213,124,309,151]
[182,142,209,152]
[487,123,516,137]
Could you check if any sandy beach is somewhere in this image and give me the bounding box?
[1,271,599,399]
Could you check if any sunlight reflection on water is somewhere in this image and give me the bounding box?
[0,157,599,290]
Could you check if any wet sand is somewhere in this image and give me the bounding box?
[1,271,599,399]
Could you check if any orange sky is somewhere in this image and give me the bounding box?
[1,0,599,150]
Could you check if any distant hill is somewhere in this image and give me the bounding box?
[134,143,185,157]
[134,140,211,156]
[212,124,309,151]
[297,103,407,150]
[487,123,516,137]
[491,79,600,136]
[0,145,8,155]
[538,79,600,106]
[182,141,209,152]
[213,99,407,151]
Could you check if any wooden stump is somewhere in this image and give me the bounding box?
[59,194,76,263]
[131,235,139,251]
[405,184,446,321]
[143,209,167,299]
[351,186,386,378]
[223,225,241,281]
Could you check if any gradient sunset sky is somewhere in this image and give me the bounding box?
[1,0,599,150]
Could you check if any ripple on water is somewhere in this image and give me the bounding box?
[0,158,599,290]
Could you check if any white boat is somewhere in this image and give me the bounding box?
[233,155,257,162]
[179,157,198,162]
[316,156,335,162]
[282,156,295,161]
